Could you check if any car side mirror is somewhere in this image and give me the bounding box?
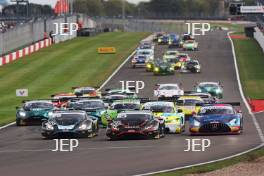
[192,111,197,116]
[15,106,20,110]
[104,103,109,108]
[177,109,183,113]
[237,110,242,113]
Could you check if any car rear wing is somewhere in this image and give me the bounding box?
[196,102,241,107]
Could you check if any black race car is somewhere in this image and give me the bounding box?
[153,60,175,75]
[106,111,165,140]
[181,59,201,73]
[41,110,99,139]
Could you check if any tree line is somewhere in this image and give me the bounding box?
[72,0,256,18]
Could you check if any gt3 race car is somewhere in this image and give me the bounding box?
[138,41,154,50]
[42,110,99,139]
[181,59,201,73]
[131,55,148,68]
[176,96,204,117]
[142,101,185,133]
[51,93,77,108]
[154,84,184,100]
[183,40,198,51]
[189,103,243,135]
[68,99,107,122]
[153,60,175,75]
[168,34,181,48]
[158,35,169,45]
[163,50,179,60]
[102,88,138,99]
[106,111,165,140]
[146,59,162,72]
[16,100,55,126]
[195,82,223,99]
[101,99,141,127]
[73,87,101,98]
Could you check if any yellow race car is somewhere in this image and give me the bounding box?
[176,96,204,117]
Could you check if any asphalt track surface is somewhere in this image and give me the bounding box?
[0,30,261,176]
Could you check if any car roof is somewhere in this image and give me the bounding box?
[112,99,140,104]
[74,99,103,103]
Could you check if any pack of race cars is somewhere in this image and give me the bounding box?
[133,33,201,75]
[15,33,243,140]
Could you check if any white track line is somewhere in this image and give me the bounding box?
[0,122,15,130]
[134,32,264,176]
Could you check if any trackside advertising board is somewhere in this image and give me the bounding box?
[240,6,264,13]
[98,47,116,54]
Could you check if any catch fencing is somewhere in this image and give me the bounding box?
[95,19,188,34]
[254,27,264,52]
[0,14,96,56]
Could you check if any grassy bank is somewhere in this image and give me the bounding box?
[0,32,149,126]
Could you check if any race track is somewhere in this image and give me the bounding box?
[0,30,261,176]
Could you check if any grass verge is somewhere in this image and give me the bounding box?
[0,32,149,126]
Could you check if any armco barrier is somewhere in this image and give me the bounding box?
[0,38,52,66]
[254,27,264,52]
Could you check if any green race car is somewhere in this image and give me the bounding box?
[146,59,162,72]
[153,60,175,75]
[16,100,55,126]
[182,40,198,51]
[101,99,141,127]
[195,82,223,99]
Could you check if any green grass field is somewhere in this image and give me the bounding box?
[233,34,264,99]
[0,32,149,126]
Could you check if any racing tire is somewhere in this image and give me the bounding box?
[16,119,25,126]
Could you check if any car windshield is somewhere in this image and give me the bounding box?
[178,99,203,106]
[72,101,104,109]
[143,105,174,113]
[112,103,139,110]
[199,107,234,115]
[24,102,53,109]
[75,89,95,94]
[138,51,151,55]
[168,58,179,63]
[166,52,177,55]
[186,40,194,44]
[200,84,219,89]
[55,113,85,125]
[159,85,179,90]
[117,113,152,121]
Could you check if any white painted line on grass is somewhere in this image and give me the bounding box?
[0,122,16,130]
[228,31,264,143]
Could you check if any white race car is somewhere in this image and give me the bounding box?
[154,84,184,100]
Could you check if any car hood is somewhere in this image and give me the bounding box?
[195,114,238,123]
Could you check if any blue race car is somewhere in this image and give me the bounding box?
[131,55,148,68]
[168,34,181,48]
[189,103,243,135]
[158,35,169,45]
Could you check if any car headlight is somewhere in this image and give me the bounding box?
[154,67,159,72]
[194,65,200,69]
[132,59,137,63]
[19,111,26,117]
[79,123,88,130]
[170,67,174,71]
[147,64,152,68]
[46,122,54,130]
[197,88,202,93]
[112,121,122,129]
[48,112,53,117]
[193,119,200,127]
[229,118,238,126]
[216,88,221,93]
